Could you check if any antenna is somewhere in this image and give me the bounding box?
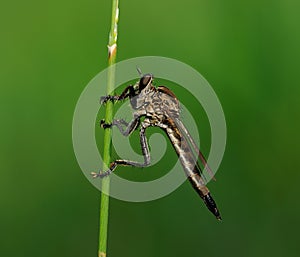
[136,67,143,77]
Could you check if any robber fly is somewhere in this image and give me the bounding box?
[92,71,221,220]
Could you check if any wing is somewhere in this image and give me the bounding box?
[174,118,216,181]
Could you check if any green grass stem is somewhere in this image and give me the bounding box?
[98,1,119,257]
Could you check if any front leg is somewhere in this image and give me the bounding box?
[100,84,135,104]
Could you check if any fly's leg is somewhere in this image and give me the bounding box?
[100,119,128,130]
[91,121,151,178]
[100,85,135,104]
[100,83,138,134]
[100,115,140,136]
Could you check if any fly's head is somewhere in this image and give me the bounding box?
[135,73,154,93]
[130,73,154,109]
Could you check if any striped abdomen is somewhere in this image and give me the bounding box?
[162,118,222,220]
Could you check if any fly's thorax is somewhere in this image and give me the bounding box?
[130,82,180,123]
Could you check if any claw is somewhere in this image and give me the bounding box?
[100,119,105,127]
[100,96,108,104]
[91,170,111,178]
[91,172,100,178]
[100,95,117,104]
[100,119,112,129]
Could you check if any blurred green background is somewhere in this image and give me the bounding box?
[1,0,300,256]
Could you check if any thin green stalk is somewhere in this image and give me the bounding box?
[99,1,119,257]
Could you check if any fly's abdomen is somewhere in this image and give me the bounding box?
[163,119,222,220]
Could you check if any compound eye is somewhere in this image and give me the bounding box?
[139,74,153,90]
